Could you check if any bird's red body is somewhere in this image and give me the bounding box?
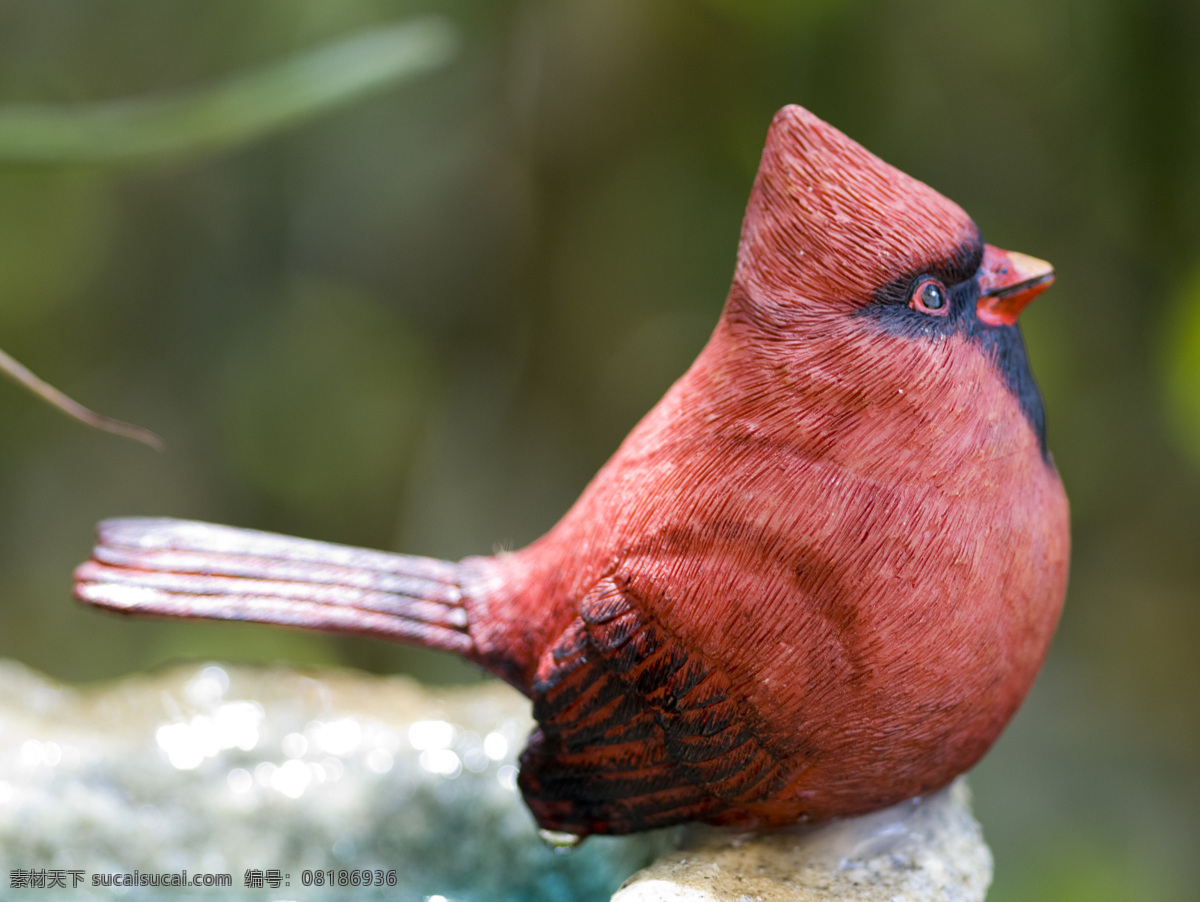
[76,106,1069,836]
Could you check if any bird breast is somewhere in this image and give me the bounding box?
[502,311,1069,816]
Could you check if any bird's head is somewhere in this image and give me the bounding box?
[717,105,1055,459]
[729,105,1053,327]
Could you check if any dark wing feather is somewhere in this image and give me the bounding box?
[519,577,790,835]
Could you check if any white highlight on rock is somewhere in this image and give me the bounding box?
[254,761,276,786]
[321,756,345,782]
[19,739,63,768]
[311,718,362,756]
[462,747,490,773]
[366,749,394,774]
[496,764,518,792]
[184,665,230,708]
[272,759,311,798]
[155,701,263,770]
[155,723,204,770]
[219,702,264,751]
[227,768,253,794]
[374,727,401,753]
[419,748,461,779]
[282,732,308,759]
[483,731,509,761]
[408,719,455,751]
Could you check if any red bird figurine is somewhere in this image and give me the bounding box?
[75,105,1069,837]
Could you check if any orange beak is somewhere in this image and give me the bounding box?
[976,244,1055,327]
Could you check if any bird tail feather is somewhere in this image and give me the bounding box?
[73,518,475,656]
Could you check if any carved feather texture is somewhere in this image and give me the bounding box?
[75,106,1070,835]
[76,518,473,654]
[733,105,979,314]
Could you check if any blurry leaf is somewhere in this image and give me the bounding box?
[1162,266,1200,468]
[0,18,457,164]
[0,173,115,321]
[697,0,850,29]
[216,280,434,513]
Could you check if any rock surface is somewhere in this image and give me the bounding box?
[615,780,991,902]
[0,660,670,900]
[0,660,991,900]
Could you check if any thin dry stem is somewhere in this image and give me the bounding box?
[0,347,163,451]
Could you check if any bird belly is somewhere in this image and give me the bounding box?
[604,456,1068,824]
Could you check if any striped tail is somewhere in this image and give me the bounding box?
[74,518,475,657]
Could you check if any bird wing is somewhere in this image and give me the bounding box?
[519,576,791,835]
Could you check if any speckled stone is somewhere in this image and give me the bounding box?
[0,660,672,901]
[0,660,992,901]
[615,780,991,902]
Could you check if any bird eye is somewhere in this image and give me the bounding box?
[909,278,948,316]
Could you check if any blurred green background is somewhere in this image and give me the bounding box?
[0,0,1197,899]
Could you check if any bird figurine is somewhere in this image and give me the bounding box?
[75,105,1070,838]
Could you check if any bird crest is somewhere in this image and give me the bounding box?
[733,106,980,315]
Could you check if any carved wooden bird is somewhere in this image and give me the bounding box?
[75,105,1070,837]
